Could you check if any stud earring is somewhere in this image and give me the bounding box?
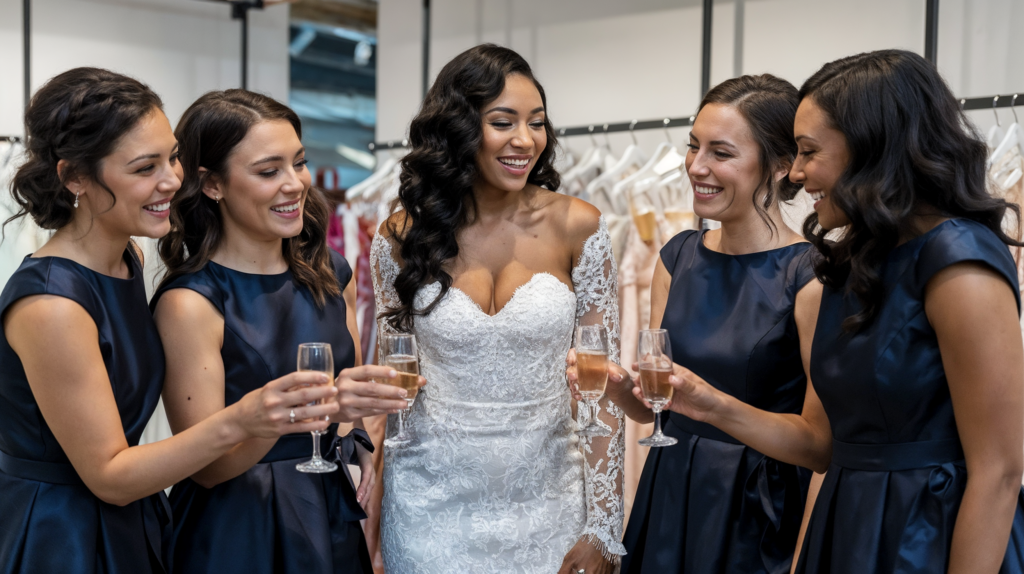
[74,192,79,209]
[214,196,220,204]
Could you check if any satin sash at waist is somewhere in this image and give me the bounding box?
[0,450,83,485]
[666,411,742,445]
[831,438,964,471]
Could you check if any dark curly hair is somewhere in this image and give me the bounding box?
[158,89,339,307]
[800,49,1022,332]
[382,44,560,332]
[698,74,802,235]
[8,67,163,231]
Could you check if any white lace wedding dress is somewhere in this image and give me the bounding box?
[372,217,626,573]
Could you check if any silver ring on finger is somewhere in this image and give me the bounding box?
[289,409,296,424]
[577,570,585,574]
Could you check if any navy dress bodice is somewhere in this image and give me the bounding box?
[0,248,169,574]
[797,219,1024,573]
[151,250,371,574]
[623,230,814,574]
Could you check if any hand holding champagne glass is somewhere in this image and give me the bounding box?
[296,342,338,473]
[574,325,612,437]
[637,329,678,447]
[381,334,419,448]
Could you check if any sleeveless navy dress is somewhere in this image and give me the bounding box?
[623,230,814,574]
[0,248,170,574]
[796,219,1024,573]
[151,250,372,574]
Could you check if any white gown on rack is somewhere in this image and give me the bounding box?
[372,218,626,573]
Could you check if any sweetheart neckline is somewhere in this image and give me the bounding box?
[425,272,575,319]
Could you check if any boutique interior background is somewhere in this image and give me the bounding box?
[0,0,290,137]
[376,0,1024,158]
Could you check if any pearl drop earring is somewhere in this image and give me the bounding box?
[74,192,79,209]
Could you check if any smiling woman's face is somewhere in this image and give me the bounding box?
[474,73,547,194]
[790,97,852,230]
[207,119,311,242]
[684,103,766,224]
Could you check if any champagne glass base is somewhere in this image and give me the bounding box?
[296,458,338,473]
[638,434,678,447]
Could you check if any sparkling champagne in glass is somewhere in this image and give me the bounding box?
[637,329,678,447]
[381,334,419,448]
[575,325,611,437]
[296,342,338,473]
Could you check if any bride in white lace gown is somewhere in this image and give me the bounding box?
[371,45,625,574]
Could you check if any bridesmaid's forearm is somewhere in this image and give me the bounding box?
[86,407,250,505]
[706,397,831,472]
[948,471,1021,574]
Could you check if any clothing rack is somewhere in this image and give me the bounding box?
[368,92,1024,152]
[22,0,30,109]
[368,116,698,151]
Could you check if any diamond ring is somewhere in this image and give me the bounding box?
[289,409,296,424]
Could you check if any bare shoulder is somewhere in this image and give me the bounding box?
[378,210,412,242]
[559,195,603,246]
[152,288,222,329]
[794,279,824,324]
[4,294,96,348]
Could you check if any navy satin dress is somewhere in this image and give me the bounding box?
[623,230,814,574]
[151,250,372,574]
[797,219,1024,573]
[0,248,170,574]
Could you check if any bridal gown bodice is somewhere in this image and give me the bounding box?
[372,218,626,574]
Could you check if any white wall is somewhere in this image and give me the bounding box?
[0,0,290,136]
[377,0,1024,157]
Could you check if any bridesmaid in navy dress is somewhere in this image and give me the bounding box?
[571,75,827,573]
[152,90,412,574]
[0,69,339,574]
[667,50,1024,573]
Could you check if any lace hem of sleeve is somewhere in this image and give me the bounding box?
[572,216,627,558]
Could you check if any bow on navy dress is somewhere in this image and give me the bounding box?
[0,248,170,574]
[151,250,373,574]
[623,230,814,574]
[797,219,1024,573]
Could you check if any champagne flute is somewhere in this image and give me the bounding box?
[637,329,678,447]
[295,342,338,473]
[381,334,419,448]
[575,324,612,437]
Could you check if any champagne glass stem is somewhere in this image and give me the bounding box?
[310,431,323,461]
[589,399,599,428]
[397,408,406,438]
[652,406,664,437]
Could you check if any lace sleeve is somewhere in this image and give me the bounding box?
[572,216,627,560]
[370,227,401,343]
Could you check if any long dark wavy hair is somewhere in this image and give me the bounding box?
[8,67,163,231]
[382,44,560,332]
[158,90,339,307]
[698,74,802,235]
[800,49,1022,331]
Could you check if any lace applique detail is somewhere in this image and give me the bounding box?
[370,230,401,342]
[371,218,625,572]
[572,217,627,560]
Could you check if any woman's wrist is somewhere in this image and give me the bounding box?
[216,402,253,447]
